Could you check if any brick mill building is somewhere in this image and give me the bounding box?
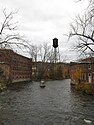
[70,57,94,84]
[32,61,70,81]
[0,49,32,84]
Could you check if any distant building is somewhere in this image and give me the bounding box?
[32,61,70,81]
[0,49,32,84]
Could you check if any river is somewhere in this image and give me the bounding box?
[0,79,94,125]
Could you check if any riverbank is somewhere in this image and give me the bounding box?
[71,82,94,95]
[0,78,32,93]
[0,77,7,92]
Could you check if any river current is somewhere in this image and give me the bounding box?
[0,79,94,125]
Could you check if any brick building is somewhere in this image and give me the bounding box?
[70,57,94,84]
[32,61,69,81]
[0,49,32,84]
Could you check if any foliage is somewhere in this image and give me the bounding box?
[74,83,94,94]
[72,67,82,83]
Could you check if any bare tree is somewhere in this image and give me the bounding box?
[38,43,51,62]
[28,44,39,62]
[76,0,94,14]
[36,43,52,81]
[28,42,52,81]
[69,12,94,56]
[68,0,94,57]
[28,43,52,62]
[0,8,28,50]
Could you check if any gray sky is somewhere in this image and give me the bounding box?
[0,0,88,61]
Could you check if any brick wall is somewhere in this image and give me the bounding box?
[0,49,32,84]
[70,58,94,84]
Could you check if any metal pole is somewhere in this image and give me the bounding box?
[54,48,57,63]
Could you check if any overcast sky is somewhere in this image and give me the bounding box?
[0,0,89,61]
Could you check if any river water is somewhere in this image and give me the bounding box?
[0,79,94,125]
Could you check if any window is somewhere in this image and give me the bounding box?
[93,74,94,80]
[82,73,86,81]
[88,64,91,69]
[32,67,36,70]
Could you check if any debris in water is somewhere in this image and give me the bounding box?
[84,119,92,124]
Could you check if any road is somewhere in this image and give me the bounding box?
[0,79,94,125]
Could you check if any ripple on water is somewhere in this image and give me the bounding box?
[0,79,94,125]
